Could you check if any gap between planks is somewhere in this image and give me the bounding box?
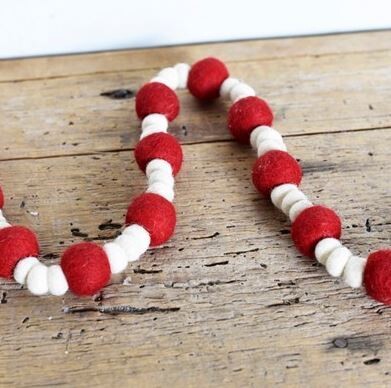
[0,125,389,163]
[2,47,391,85]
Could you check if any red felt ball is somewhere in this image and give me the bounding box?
[0,186,4,209]
[291,205,342,258]
[126,193,176,246]
[136,82,179,121]
[252,150,302,197]
[188,57,229,100]
[364,249,391,305]
[0,226,39,279]
[228,96,274,144]
[134,132,183,176]
[61,242,110,296]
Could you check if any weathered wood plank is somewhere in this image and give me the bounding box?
[0,30,390,82]
[1,49,391,160]
[0,129,389,387]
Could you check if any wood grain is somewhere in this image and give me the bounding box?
[1,47,391,161]
[0,31,390,387]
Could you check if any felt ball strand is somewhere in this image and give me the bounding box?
[0,58,389,305]
[186,57,390,305]
[0,64,187,297]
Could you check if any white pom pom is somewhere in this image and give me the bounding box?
[220,77,240,99]
[147,182,175,202]
[27,264,49,296]
[289,199,313,222]
[343,256,367,288]
[156,67,179,90]
[148,169,174,188]
[115,225,150,262]
[325,246,352,277]
[141,113,169,139]
[140,127,167,140]
[146,159,172,177]
[230,83,256,102]
[257,139,287,157]
[270,184,297,209]
[14,256,39,285]
[142,113,168,131]
[0,210,10,229]
[174,63,190,89]
[47,265,69,296]
[150,76,172,89]
[315,238,342,265]
[104,242,128,274]
[281,188,307,215]
[250,126,283,150]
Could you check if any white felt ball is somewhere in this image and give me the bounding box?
[115,225,151,262]
[174,63,190,89]
[146,159,173,178]
[325,246,352,277]
[148,170,175,188]
[47,265,69,296]
[343,256,367,288]
[250,126,283,150]
[270,184,298,210]
[230,83,256,102]
[14,256,39,285]
[104,242,128,274]
[257,139,287,157]
[27,264,49,296]
[315,238,342,265]
[289,199,313,222]
[150,76,172,89]
[140,127,167,140]
[142,114,168,131]
[147,182,175,202]
[220,77,240,99]
[281,188,307,215]
[0,210,10,229]
[157,67,179,90]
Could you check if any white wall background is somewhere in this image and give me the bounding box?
[0,0,390,59]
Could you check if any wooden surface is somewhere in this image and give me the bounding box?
[0,31,390,387]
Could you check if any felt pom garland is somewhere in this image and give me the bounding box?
[0,63,187,297]
[0,57,389,305]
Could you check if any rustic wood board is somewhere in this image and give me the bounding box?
[0,31,390,387]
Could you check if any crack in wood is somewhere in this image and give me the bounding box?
[224,248,259,256]
[63,305,180,315]
[100,89,134,99]
[364,358,381,365]
[98,220,122,230]
[204,260,229,267]
[133,268,163,274]
[191,232,220,240]
[267,297,300,308]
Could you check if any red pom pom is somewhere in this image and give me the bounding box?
[364,249,391,305]
[188,57,229,100]
[252,150,302,197]
[228,96,273,143]
[291,206,342,258]
[61,242,110,296]
[136,82,179,121]
[135,133,183,176]
[0,186,4,209]
[0,226,39,279]
[126,193,176,246]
